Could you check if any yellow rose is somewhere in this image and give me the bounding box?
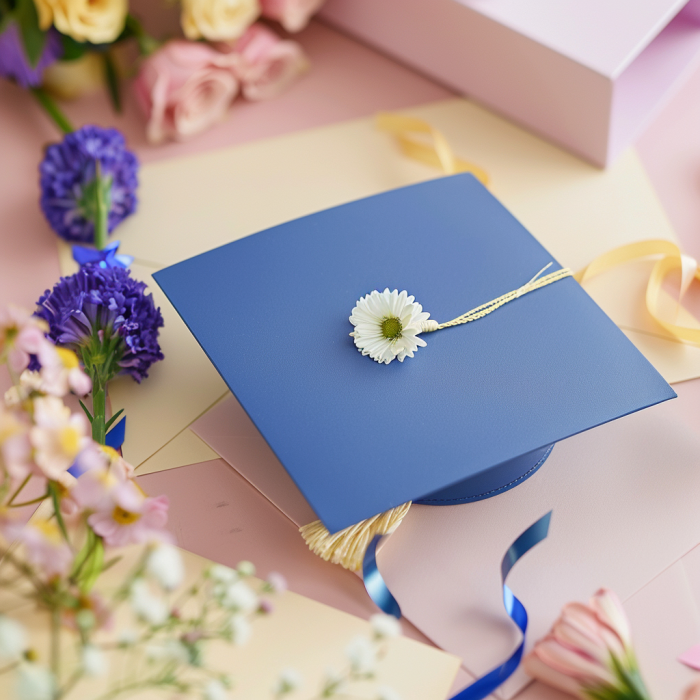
[181,0,261,42]
[33,0,128,44]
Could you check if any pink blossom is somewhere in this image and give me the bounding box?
[0,409,33,480]
[12,519,72,578]
[524,588,649,700]
[30,397,90,481]
[36,345,91,398]
[260,0,325,32]
[218,23,308,101]
[88,480,173,548]
[0,306,49,373]
[133,40,240,144]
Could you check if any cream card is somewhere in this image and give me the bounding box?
[0,542,460,700]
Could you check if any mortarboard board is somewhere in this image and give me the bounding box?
[154,174,675,535]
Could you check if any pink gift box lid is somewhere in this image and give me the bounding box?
[457,0,691,77]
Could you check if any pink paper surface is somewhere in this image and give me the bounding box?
[191,396,317,527]
[136,458,439,651]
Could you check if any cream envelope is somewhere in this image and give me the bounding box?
[59,97,699,470]
[0,533,460,700]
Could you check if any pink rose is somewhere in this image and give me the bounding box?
[218,23,308,101]
[260,0,325,32]
[133,40,240,144]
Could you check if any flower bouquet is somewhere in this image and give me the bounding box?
[0,0,324,143]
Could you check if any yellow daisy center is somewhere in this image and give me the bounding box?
[112,506,141,525]
[56,347,80,369]
[35,519,61,543]
[381,316,402,340]
[59,426,81,456]
[100,445,120,462]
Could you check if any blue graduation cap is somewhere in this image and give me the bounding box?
[154,174,675,534]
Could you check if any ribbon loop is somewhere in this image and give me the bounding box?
[575,239,700,345]
[72,241,134,270]
[362,512,552,700]
[376,113,490,185]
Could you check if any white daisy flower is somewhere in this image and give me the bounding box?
[349,289,431,364]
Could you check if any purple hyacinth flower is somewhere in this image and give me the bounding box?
[35,264,164,383]
[0,23,62,88]
[40,125,139,243]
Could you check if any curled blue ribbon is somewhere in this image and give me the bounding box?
[363,534,401,618]
[362,511,552,700]
[72,241,134,269]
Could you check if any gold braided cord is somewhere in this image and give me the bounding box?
[429,265,573,332]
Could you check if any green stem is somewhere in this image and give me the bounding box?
[93,161,109,251]
[51,607,61,682]
[6,474,31,505]
[30,88,74,135]
[91,381,107,445]
[125,14,161,56]
[8,493,49,508]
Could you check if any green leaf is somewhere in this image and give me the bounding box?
[14,0,45,67]
[104,408,124,432]
[60,34,88,62]
[79,399,94,423]
[101,555,123,573]
[102,51,121,113]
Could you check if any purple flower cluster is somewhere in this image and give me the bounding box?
[40,125,139,243]
[0,23,62,88]
[35,264,164,383]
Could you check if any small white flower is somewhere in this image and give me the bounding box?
[236,560,256,577]
[377,686,402,700]
[210,564,238,583]
[147,544,184,591]
[81,645,108,677]
[349,289,430,364]
[227,614,252,646]
[0,615,27,660]
[321,666,345,696]
[117,628,138,646]
[130,578,169,626]
[222,581,258,613]
[204,678,228,700]
[345,635,377,675]
[16,663,54,700]
[267,572,287,594]
[273,667,303,695]
[370,613,401,640]
[146,639,189,663]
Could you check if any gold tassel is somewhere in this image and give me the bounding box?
[299,502,412,571]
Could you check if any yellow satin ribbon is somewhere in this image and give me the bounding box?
[378,112,700,347]
[575,240,700,345]
[376,112,490,186]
